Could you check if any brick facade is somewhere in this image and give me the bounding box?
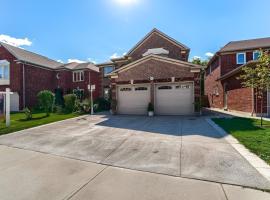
[205,48,269,115]
[0,46,100,110]
[129,32,188,62]
[110,57,201,114]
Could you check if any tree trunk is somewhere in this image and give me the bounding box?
[261,92,263,127]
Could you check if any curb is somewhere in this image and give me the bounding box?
[205,118,270,182]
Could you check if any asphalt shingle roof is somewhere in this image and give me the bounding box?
[219,37,270,52]
[58,62,99,72]
[0,42,63,69]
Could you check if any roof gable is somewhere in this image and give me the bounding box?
[109,55,201,76]
[127,28,190,56]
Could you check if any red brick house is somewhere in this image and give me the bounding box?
[100,29,202,115]
[205,37,270,116]
[0,42,100,111]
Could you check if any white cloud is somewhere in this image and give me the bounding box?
[57,59,64,63]
[110,53,120,59]
[67,59,86,63]
[0,34,32,47]
[193,56,201,60]
[110,52,127,59]
[205,52,214,58]
[87,58,97,64]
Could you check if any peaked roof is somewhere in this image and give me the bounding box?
[108,54,201,76]
[219,37,270,53]
[127,28,190,55]
[57,62,99,72]
[0,42,62,69]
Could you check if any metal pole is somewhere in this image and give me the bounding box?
[91,87,94,115]
[6,88,10,127]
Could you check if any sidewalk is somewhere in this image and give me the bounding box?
[0,145,269,200]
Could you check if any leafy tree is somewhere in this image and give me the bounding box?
[37,90,54,116]
[238,50,270,126]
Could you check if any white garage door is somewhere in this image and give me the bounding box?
[155,83,194,115]
[117,85,150,115]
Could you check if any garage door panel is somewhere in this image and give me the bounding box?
[155,83,193,115]
[117,85,150,115]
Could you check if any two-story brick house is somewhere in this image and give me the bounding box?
[205,37,270,116]
[0,42,100,111]
[99,29,202,115]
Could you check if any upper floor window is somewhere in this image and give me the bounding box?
[236,53,246,65]
[0,60,10,85]
[73,71,84,82]
[253,51,261,60]
[104,66,114,76]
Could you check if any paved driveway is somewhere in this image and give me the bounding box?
[0,114,269,190]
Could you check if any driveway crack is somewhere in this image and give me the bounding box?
[65,166,108,200]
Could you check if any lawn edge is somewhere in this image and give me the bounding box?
[0,114,88,136]
[205,117,270,182]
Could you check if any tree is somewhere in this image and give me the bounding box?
[238,50,270,126]
[191,57,208,66]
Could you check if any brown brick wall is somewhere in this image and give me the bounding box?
[129,32,188,61]
[111,59,200,113]
[222,74,253,113]
[205,66,224,109]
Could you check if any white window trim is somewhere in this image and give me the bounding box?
[253,50,260,60]
[72,70,84,82]
[236,52,246,65]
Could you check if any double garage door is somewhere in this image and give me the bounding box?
[117,83,194,115]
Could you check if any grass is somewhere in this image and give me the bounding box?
[0,112,79,136]
[213,117,270,165]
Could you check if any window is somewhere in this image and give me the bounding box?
[236,53,246,64]
[73,71,84,82]
[135,87,148,91]
[0,60,10,85]
[253,51,260,60]
[104,66,114,76]
[158,86,172,90]
[176,84,191,89]
[120,87,132,92]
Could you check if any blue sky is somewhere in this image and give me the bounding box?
[1,0,270,63]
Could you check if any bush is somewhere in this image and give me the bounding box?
[37,90,54,116]
[81,99,91,113]
[64,94,77,113]
[23,107,32,120]
[147,103,154,112]
[54,88,64,106]
[94,98,110,111]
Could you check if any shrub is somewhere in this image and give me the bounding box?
[94,98,110,111]
[147,103,154,112]
[64,94,77,113]
[23,107,32,120]
[81,99,91,113]
[54,88,64,107]
[37,90,54,116]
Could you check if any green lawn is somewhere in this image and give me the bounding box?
[0,112,79,136]
[213,117,270,165]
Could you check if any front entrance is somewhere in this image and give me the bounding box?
[155,82,194,115]
[117,85,150,115]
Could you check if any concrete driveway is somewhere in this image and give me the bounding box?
[0,114,269,192]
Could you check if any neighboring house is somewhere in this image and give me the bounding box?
[205,37,270,116]
[102,28,201,115]
[0,42,100,111]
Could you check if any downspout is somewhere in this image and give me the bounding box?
[251,87,254,116]
[22,63,26,108]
